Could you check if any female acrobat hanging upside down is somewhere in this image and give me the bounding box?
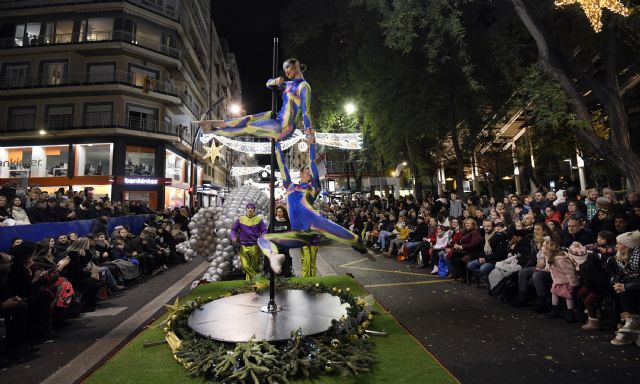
[193,58,310,141]
[257,128,368,275]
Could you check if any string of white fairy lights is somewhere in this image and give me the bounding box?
[230,165,300,182]
[200,130,362,155]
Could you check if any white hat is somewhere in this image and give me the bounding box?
[616,230,640,249]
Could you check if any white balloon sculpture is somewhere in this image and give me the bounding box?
[175,185,270,282]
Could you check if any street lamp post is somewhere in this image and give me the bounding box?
[563,158,573,178]
[189,95,226,212]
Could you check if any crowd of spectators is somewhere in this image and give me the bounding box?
[0,183,193,366]
[319,186,640,347]
[0,184,158,226]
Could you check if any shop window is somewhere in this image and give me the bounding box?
[124,191,157,210]
[165,150,187,183]
[75,143,112,176]
[8,107,36,131]
[85,18,113,41]
[71,185,112,199]
[125,145,156,176]
[45,104,74,130]
[87,63,115,83]
[164,187,186,209]
[84,103,113,127]
[2,63,30,88]
[0,145,69,178]
[41,61,67,85]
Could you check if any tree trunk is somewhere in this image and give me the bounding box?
[511,0,640,190]
[448,100,466,198]
[403,132,422,198]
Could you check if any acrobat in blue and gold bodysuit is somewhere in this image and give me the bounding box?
[257,140,366,275]
[208,76,311,141]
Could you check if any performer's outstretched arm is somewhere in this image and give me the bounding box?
[275,141,291,189]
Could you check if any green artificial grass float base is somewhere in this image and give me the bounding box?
[86,275,458,384]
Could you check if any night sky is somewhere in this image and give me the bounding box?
[212,0,285,114]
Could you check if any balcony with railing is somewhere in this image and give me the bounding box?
[0,70,178,96]
[3,113,205,153]
[0,0,179,20]
[1,30,181,59]
[178,92,202,118]
[4,113,174,134]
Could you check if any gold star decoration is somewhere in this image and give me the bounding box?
[203,140,224,165]
[555,0,630,33]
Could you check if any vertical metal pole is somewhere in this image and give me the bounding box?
[267,37,279,313]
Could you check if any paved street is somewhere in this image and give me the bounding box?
[313,243,640,384]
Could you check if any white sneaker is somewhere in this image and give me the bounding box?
[266,253,285,275]
[430,266,438,275]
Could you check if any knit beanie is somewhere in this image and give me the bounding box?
[616,230,640,249]
[567,241,588,270]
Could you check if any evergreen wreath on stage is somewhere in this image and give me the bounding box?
[161,279,376,383]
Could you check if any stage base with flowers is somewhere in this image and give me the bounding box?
[85,276,458,384]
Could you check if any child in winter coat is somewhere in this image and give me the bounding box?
[579,231,617,331]
[430,226,452,275]
[544,237,580,322]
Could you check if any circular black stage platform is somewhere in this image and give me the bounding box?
[187,289,349,343]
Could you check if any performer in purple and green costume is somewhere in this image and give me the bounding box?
[194,58,310,141]
[230,203,267,280]
[258,129,367,275]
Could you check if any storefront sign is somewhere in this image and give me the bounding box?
[124,177,158,185]
[0,159,43,168]
[115,176,171,186]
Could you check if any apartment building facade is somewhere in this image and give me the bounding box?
[0,0,244,208]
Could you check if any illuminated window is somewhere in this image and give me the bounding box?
[125,146,156,176]
[165,150,188,183]
[75,143,113,176]
[85,18,113,41]
[0,145,69,178]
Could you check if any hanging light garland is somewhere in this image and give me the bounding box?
[230,166,270,177]
[554,0,630,33]
[200,130,363,154]
[230,165,300,180]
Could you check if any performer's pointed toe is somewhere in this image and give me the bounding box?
[267,253,286,275]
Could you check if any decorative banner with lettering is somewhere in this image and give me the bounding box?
[200,130,363,154]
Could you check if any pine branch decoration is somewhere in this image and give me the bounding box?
[164,280,377,383]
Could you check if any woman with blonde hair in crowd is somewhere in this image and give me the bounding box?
[62,237,100,311]
[610,231,640,346]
